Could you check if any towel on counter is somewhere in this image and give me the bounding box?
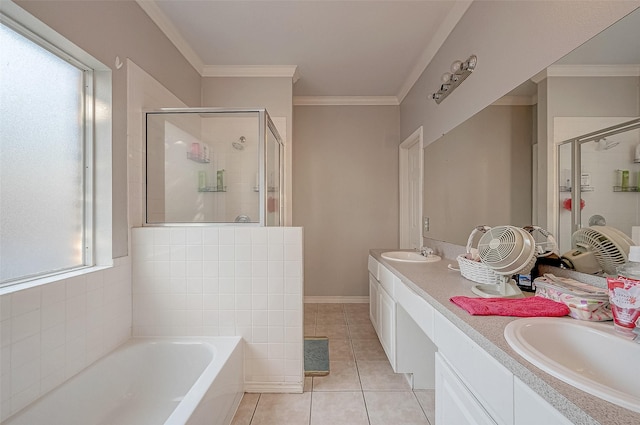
[450,295,570,317]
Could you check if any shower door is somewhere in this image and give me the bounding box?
[145,108,283,226]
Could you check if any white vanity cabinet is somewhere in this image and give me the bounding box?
[377,282,396,367]
[436,353,498,425]
[434,310,514,425]
[368,256,438,386]
[368,256,396,369]
[514,378,573,425]
[366,253,591,425]
[368,274,379,331]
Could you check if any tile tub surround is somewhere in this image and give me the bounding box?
[231,303,435,425]
[369,249,640,425]
[0,258,132,421]
[131,226,304,391]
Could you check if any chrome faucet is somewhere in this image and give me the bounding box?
[419,246,434,257]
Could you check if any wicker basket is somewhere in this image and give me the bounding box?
[456,226,502,285]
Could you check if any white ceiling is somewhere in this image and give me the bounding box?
[138,1,472,102]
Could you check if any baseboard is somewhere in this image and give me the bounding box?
[304,296,369,304]
[244,382,304,394]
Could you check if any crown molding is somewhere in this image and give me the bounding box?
[532,64,640,82]
[293,96,399,106]
[491,95,537,106]
[202,65,299,81]
[136,0,204,74]
[396,0,473,103]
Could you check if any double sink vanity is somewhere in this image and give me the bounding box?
[368,249,640,425]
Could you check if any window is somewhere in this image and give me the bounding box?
[0,11,109,287]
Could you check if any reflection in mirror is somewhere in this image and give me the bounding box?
[423,98,534,246]
[556,118,640,254]
[424,7,640,249]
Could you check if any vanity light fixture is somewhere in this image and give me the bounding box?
[432,55,477,104]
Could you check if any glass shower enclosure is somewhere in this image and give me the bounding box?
[145,108,283,226]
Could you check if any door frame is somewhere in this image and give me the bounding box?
[399,126,424,249]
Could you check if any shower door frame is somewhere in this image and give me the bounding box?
[143,107,284,227]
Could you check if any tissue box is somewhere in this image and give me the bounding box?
[534,274,612,321]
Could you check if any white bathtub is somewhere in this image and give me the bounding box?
[4,337,244,425]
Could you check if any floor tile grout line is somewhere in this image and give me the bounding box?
[347,307,373,425]
[411,391,433,425]
[249,393,261,425]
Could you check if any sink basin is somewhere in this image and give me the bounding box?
[381,251,440,263]
[504,317,640,412]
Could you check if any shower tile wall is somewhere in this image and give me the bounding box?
[0,259,132,421]
[131,226,304,388]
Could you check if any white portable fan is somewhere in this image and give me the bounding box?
[473,225,537,298]
[568,225,634,275]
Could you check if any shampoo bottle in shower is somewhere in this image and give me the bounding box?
[217,169,225,191]
[198,171,207,190]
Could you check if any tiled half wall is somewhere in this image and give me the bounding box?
[131,226,304,392]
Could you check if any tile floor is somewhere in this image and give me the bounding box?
[231,303,435,425]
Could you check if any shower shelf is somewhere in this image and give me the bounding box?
[187,152,210,163]
[613,186,640,192]
[198,187,226,192]
[559,186,595,192]
[253,186,279,193]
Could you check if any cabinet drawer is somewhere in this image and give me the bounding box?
[436,353,498,425]
[394,281,434,340]
[514,378,572,425]
[367,255,379,279]
[378,264,395,297]
[434,312,514,425]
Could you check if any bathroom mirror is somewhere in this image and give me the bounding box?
[424,7,640,248]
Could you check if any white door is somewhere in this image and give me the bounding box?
[400,127,423,249]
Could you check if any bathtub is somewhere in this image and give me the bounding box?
[4,337,244,425]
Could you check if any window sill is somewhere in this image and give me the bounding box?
[0,264,113,296]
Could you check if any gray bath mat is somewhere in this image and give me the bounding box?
[304,337,330,376]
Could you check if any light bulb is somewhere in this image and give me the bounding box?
[441,72,452,83]
[450,60,462,73]
[466,55,478,71]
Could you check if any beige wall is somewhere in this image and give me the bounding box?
[201,77,294,224]
[293,105,400,297]
[424,105,533,246]
[15,0,202,257]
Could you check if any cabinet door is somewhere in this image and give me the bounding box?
[436,353,498,425]
[369,274,379,332]
[514,378,573,425]
[434,311,513,425]
[378,284,396,369]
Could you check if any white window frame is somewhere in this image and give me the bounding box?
[0,1,112,293]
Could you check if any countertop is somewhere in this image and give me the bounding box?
[369,249,640,425]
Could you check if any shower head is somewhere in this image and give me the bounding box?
[232,136,246,151]
[596,137,620,151]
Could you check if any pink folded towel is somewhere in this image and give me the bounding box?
[450,296,570,317]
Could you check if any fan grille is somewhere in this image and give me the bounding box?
[479,228,517,263]
[572,226,632,274]
[477,226,536,275]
